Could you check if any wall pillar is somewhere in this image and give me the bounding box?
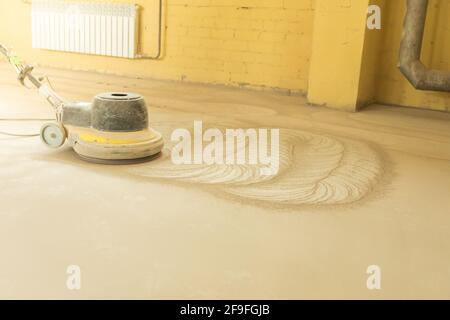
[307,0,372,111]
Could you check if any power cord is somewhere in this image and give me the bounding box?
[0,118,54,138]
[0,72,56,137]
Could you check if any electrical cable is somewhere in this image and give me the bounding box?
[0,117,54,138]
[0,131,39,137]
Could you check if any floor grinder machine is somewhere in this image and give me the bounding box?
[0,44,164,164]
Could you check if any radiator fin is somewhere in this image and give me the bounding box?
[31,0,138,58]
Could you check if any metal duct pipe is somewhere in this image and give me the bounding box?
[399,0,450,92]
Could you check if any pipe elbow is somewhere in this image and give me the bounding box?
[399,59,427,89]
[398,0,450,92]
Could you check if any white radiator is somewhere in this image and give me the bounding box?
[31,0,138,58]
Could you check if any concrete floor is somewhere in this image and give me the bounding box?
[0,62,450,299]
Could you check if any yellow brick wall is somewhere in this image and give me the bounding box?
[0,0,448,111]
[0,0,316,93]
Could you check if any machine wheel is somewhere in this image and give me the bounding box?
[40,122,67,148]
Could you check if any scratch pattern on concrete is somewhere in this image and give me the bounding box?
[131,122,384,205]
